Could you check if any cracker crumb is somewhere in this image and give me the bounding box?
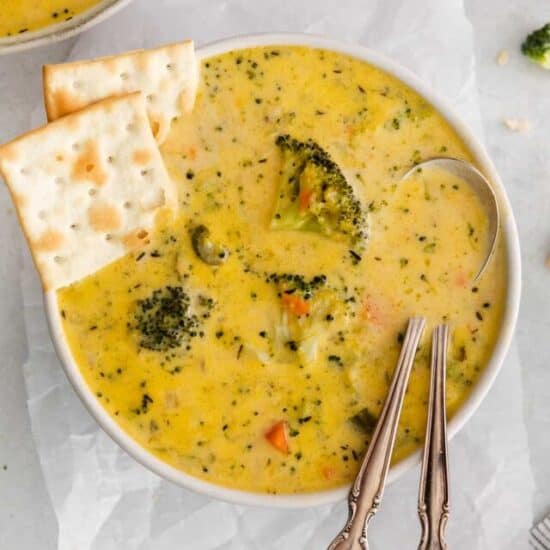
[504,119,531,133]
[497,49,509,66]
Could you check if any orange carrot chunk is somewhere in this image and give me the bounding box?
[281,294,310,316]
[298,187,315,214]
[322,466,336,481]
[455,270,467,288]
[361,297,382,324]
[265,420,290,454]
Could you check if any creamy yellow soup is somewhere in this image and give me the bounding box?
[0,1,101,37]
[58,46,506,494]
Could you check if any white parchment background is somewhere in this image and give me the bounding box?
[0,0,539,548]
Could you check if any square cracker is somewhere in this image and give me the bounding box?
[0,92,176,291]
[43,40,198,144]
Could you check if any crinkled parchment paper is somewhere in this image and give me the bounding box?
[8,0,534,548]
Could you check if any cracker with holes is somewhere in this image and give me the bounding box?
[0,92,176,291]
[43,40,198,144]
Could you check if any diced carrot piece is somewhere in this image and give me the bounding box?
[265,421,289,454]
[298,187,315,214]
[455,270,467,288]
[360,296,383,325]
[281,294,310,316]
[188,147,197,160]
[322,466,336,481]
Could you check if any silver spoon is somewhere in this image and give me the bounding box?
[328,159,497,550]
[328,317,426,550]
[402,157,500,282]
[418,324,450,550]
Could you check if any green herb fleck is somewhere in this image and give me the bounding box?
[349,408,378,433]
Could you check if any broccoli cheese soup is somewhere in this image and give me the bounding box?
[58,46,506,494]
[0,1,101,37]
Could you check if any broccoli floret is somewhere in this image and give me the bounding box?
[263,271,353,364]
[265,272,327,300]
[272,135,368,254]
[522,23,550,69]
[349,407,378,434]
[132,286,201,351]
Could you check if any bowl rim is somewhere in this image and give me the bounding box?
[43,32,522,508]
[0,0,134,55]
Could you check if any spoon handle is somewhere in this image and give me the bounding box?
[418,324,450,550]
[328,317,426,550]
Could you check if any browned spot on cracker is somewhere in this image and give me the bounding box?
[136,55,150,73]
[51,88,85,119]
[72,140,107,186]
[133,149,152,165]
[122,228,149,249]
[33,229,64,252]
[14,193,26,208]
[0,143,19,163]
[150,119,160,137]
[88,202,122,232]
[103,58,119,74]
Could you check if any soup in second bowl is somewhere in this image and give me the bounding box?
[0,1,102,37]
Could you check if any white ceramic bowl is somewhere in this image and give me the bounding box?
[44,33,522,508]
[0,0,134,55]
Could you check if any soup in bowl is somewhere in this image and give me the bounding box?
[46,34,520,507]
[0,0,133,54]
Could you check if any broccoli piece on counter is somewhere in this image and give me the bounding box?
[272,135,368,254]
[132,286,201,351]
[522,23,550,69]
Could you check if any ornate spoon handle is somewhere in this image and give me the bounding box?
[328,317,426,550]
[418,324,450,550]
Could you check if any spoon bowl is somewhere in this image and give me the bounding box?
[402,157,500,282]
